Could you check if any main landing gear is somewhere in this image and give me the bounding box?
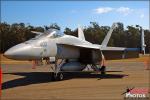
[91,64,106,75]
[100,66,106,75]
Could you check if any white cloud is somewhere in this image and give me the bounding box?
[94,7,113,14]
[71,10,77,13]
[140,14,144,19]
[116,7,133,16]
[94,6,145,19]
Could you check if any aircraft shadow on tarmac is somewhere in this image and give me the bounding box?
[2,71,128,90]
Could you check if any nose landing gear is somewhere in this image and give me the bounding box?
[50,59,66,81]
[50,72,64,81]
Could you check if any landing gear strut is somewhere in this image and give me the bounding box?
[100,51,106,75]
[50,59,66,81]
[100,66,106,75]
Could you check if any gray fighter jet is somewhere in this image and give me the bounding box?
[4,23,141,81]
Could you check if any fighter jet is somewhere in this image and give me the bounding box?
[4,23,141,81]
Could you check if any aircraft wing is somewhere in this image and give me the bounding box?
[58,43,139,60]
[58,43,100,49]
[58,43,139,51]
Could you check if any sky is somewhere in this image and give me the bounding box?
[1,1,149,31]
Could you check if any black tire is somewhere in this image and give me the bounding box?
[56,72,64,81]
[101,66,106,75]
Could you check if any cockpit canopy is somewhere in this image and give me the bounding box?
[44,29,64,38]
[32,29,64,40]
[25,29,64,44]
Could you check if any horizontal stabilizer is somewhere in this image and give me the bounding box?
[31,31,44,35]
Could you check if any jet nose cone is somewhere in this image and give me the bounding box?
[4,49,13,58]
[4,43,33,60]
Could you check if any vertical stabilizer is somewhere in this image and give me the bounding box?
[141,29,146,54]
[78,26,85,40]
[101,23,118,47]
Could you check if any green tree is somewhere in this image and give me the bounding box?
[44,23,60,30]
[64,27,72,35]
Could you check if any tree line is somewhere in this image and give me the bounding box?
[0,22,150,53]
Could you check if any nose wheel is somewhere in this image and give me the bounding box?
[56,72,64,81]
[50,72,64,81]
[58,72,64,81]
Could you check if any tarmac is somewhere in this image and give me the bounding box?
[0,56,150,100]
